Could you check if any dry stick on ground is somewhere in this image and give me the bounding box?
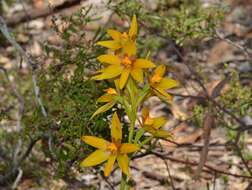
[171,46,215,179]
[193,77,229,178]
[194,109,215,179]
[5,0,82,26]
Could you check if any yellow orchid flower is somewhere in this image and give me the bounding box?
[93,54,155,89]
[97,15,138,56]
[149,65,178,101]
[91,88,118,119]
[81,112,139,177]
[141,107,172,138]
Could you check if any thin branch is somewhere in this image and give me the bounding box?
[194,109,215,178]
[142,17,251,136]
[163,159,176,190]
[170,91,251,136]
[13,140,22,167]
[169,92,206,100]
[212,99,252,145]
[0,17,48,186]
[0,66,25,130]
[142,170,168,184]
[158,143,176,190]
[0,137,40,185]
[151,151,252,179]
[100,174,116,190]
[11,168,23,189]
[0,16,47,118]
[215,31,252,61]
[232,143,252,176]
[5,0,82,26]
[133,151,252,179]
[213,172,217,190]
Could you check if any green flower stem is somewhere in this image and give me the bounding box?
[128,114,136,143]
[120,173,130,190]
[140,136,153,147]
[121,97,136,143]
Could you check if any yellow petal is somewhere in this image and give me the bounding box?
[104,155,117,176]
[97,94,113,103]
[142,107,150,121]
[154,87,173,101]
[97,40,121,50]
[129,14,137,39]
[111,112,122,141]
[80,149,109,167]
[81,136,109,150]
[91,73,103,80]
[134,59,156,69]
[154,65,166,78]
[120,143,139,154]
[119,69,130,89]
[114,79,120,91]
[158,78,178,90]
[123,41,136,56]
[94,65,123,80]
[143,125,156,134]
[97,54,121,65]
[91,102,115,119]
[154,130,172,138]
[153,117,167,129]
[130,68,143,83]
[117,154,130,176]
[107,29,121,40]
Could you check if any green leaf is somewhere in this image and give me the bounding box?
[91,102,115,119]
[135,84,150,106]
[126,76,138,107]
[134,128,145,144]
[122,98,133,122]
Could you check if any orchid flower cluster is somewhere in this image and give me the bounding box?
[80,15,178,183]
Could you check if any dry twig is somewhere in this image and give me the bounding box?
[0,16,47,117]
[194,109,215,179]
[5,0,82,26]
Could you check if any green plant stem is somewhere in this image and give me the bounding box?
[128,115,136,143]
[120,173,129,190]
[140,136,153,147]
